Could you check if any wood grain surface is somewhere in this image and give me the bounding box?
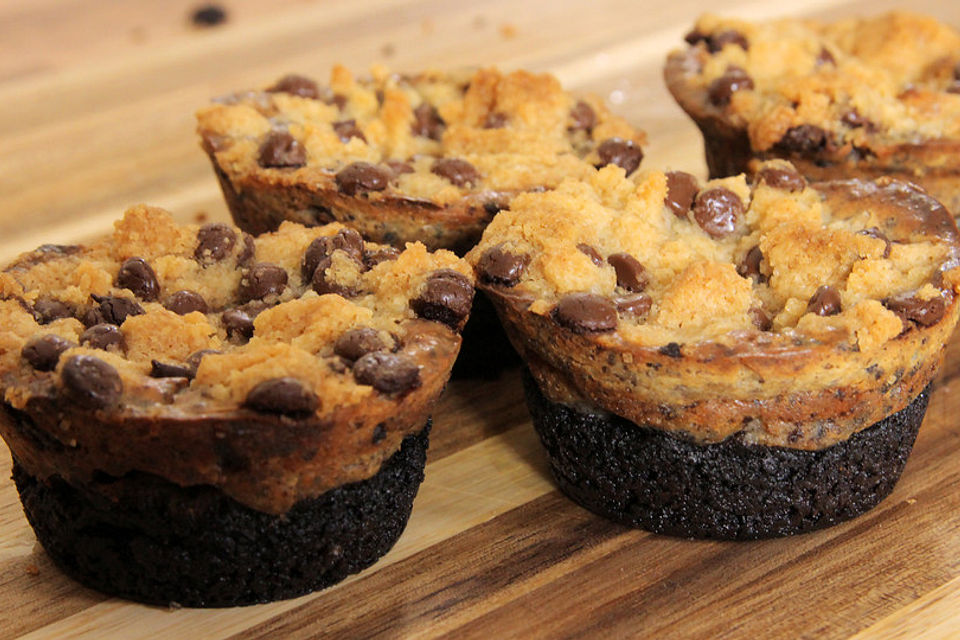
[2,0,960,638]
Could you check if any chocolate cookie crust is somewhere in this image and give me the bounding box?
[12,425,429,607]
[525,373,927,540]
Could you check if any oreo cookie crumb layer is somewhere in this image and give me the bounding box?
[12,424,430,607]
[523,371,928,540]
[450,291,519,379]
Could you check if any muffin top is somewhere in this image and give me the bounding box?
[196,65,646,209]
[468,161,960,448]
[669,11,960,153]
[0,206,472,513]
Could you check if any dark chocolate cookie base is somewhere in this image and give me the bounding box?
[451,291,520,379]
[523,372,928,540]
[12,423,430,607]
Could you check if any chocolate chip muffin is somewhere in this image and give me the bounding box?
[0,206,473,606]
[468,160,960,539]
[665,11,960,216]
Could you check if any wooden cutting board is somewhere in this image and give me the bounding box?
[2,0,960,638]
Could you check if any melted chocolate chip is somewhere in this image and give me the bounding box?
[237,233,256,266]
[775,125,828,154]
[237,263,288,302]
[816,47,836,66]
[80,324,125,351]
[596,138,643,176]
[708,66,755,107]
[707,29,748,53]
[412,103,445,140]
[477,245,529,287]
[364,247,401,268]
[607,253,648,292]
[302,229,365,280]
[757,166,806,192]
[750,307,773,331]
[659,342,683,358]
[841,109,869,129]
[164,290,209,315]
[328,94,347,110]
[151,360,194,379]
[692,187,743,238]
[411,270,474,330]
[569,101,597,132]
[552,293,618,334]
[311,253,363,297]
[267,74,320,99]
[883,294,946,328]
[186,349,220,371]
[335,162,391,196]
[334,328,386,361]
[807,285,842,316]
[33,298,74,324]
[22,335,74,371]
[737,246,766,282]
[195,223,238,264]
[664,171,699,217]
[859,227,892,259]
[431,158,481,187]
[61,355,122,410]
[615,293,652,317]
[333,119,366,143]
[84,295,144,326]
[257,130,306,168]
[116,257,160,301]
[244,378,319,416]
[577,244,604,266]
[222,309,254,341]
[353,352,421,394]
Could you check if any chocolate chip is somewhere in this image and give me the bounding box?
[807,285,841,316]
[483,112,508,129]
[596,138,643,176]
[353,352,421,394]
[757,166,806,192]
[267,74,320,99]
[615,293,652,317]
[883,294,946,328]
[569,101,597,132]
[372,423,386,444]
[412,103,445,140]
[816,47,836,66]
[477,245,529,287]
[80,324,124,351]
[222,309,255,341]
[195,223,237,264]
[684,30,707,45]
[708,66,755,107]
[191,3,226,27]
[707,30,748,53]
[22,335,74,371]
[664,171,699,217]
[364,246,401,268]
[116,257,160,301]
[186,349,220,371]
[552,293,618,334]
[335,162,391,196]
[431,158,480,187]
[237,233,256,266]
[302,229,365,280]
[859,227,892,259]
[775,125,828,154]
[311,254,362,297]
[244,378,319,416]
[750,307,773,331]
[151,360,194,379]
[333,119,366,143]
[328,94,347,110]
[257,130,306,168]
[577,244,604,266]
[237,263,288,302]
[693,187,743,238]
[737,246,766,282]
[61,355,122,410]
[411,270,474,330]
[84,295,144,326]
[164,290,208,315]
[33,298,74,324]
[659,342,683,358]
[334,328,386,361]
[607,253,648,292]
[841,109,868,129]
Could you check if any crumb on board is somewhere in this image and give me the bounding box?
[191,3,227,28]
[500,23,518,39]
[25,564,39,576]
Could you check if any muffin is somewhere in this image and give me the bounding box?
[664,11,960,215]
[467,160,960,539]
[0,206,473,606]
[196,65,646,377]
